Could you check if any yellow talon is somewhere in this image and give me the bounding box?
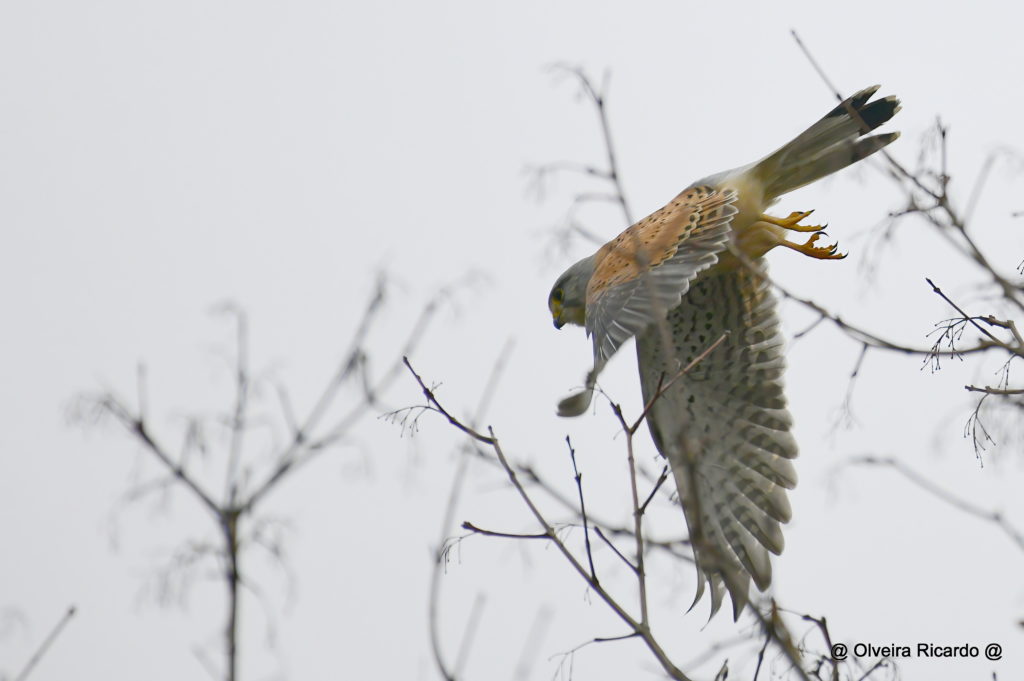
[781,232,847,260]
[761,210,825,233]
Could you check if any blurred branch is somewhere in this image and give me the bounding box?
[532,66,635,254]
[845,456,1024,552]
[74,279,448,681]
[12,606,76,681]
[748,603,813,681]
[220,305,249,507]
[426,340,514,681]
[789,30,1024,458]
[548,64,634,226]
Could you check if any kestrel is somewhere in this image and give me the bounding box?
[548,85,900,619]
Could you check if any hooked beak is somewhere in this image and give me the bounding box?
[553,318,564,330]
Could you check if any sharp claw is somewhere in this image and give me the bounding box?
[761,210,825,233]
[786,232,846,260]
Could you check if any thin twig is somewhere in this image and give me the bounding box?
[403,360,694,680]
[13,606,77,681]
[427,340,515,681]
[749,602,814,681]
[566,436,597,581]
[79,283,443,679]
[461,522,550,540]
[550,65,634,226]
[846,456,1024,552]
[792,29,1024,316]
[926,278,1017,353]
[639,466,670,515]
[592,526,637,570]
[727,244,994,361]
[453,594,486,679]
[623,410,649,624]
[222,306,249,506]
[965,385,1024,395]
[629,333,730,434]
[751,626,771,681]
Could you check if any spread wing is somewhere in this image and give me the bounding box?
[586,185,738,365]
[557,186,738,417]
[636,261,798,620]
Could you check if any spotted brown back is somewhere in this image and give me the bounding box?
[582,186,738,366]
[586,186,737,305]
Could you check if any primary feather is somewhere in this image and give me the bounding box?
[636,262,797,620]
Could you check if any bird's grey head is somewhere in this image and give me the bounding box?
[548,255,596,330]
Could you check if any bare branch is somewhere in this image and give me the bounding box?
[453,594,486,679]
[93,394,221,518]
[965,385,1024,396]
[12,606,76,681]
[792,30,1024,317]
[218,305,249,506]
[403,360,695,680]
[76,281,443,680]
[548,64,634,226]
[628,332,730,434]
[401,358,495,446]
[592,526,637,571]
[566,436,598,581]
[639,466,670,515]
[845,456,1024,552]
[926,278,1020,355]
[461,522,549,540]
[426,341,515,681]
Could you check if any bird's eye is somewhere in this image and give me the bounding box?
[553,288,564,303]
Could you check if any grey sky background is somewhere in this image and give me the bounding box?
[3,1,1023,680]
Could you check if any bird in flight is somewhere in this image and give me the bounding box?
[547,85,900,619]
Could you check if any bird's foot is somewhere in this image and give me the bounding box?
[781,232,846,260]
[760,210,825,233]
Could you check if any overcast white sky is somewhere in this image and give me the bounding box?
[3,2,1023,680]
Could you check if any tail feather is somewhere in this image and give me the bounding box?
[757,85,901,199]
[767,131,900,199]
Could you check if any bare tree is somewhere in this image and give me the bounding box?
[72,279,445,681]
